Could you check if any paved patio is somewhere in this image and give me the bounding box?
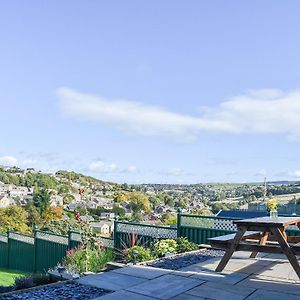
[78,251,300,299]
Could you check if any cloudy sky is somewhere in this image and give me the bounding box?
[1,1,300,183]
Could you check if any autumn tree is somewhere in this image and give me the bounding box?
[44,206,64,223]
[0,206,30,233]
[129,192,150,214]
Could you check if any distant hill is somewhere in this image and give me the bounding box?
[0,167,118,191]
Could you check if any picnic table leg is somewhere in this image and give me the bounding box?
[215,229,246,272]
[270,227,300,279]
[250,231,269,259]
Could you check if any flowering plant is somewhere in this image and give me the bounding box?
[266,198,278,211]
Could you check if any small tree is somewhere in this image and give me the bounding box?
[33,189,51,218]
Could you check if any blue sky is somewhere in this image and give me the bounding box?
[1,1,300,183]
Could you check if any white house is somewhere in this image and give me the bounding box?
[100,212,115,219]
[91,221,114,235]
[0,195,11,208]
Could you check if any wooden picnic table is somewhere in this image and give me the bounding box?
[212,216,300,279]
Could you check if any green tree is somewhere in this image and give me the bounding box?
[63,193,75,205]
[26,201,42,228]
[112,205,125,217]
[129,192,150,214]
[33,189,51,217]
[149,196,160,208]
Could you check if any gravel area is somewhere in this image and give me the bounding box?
[0,281,111,300]
[146,249,225,270]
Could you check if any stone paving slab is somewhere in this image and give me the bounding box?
[126,274,204,300]
[253,261,300,282]
[195,258,273,275]
[170,270,196,277]
[187,269,249,284]
[93,290,156,300]
[236,274,300,296]
[111,265,172,279]
[170,294,206,300]
[232,251,269,259]
[78,271,147,291]
[245,289,300,300]
[185,281,255,300]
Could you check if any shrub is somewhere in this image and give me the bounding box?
[64,247,115,274]
[31,274,57,286]
[127,246,153,263]
[176,237,198,253]
[14,274,57,291]
[14,276,34,290]
[153,239,177,257]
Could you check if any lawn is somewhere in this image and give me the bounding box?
[0,269,25,286]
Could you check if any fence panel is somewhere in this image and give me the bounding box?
[35,231,69,273]
[69,231,82,249]
[98,236,114,249]
[8,232,34,273]
[178,214,238,244]
[178,213,300,244]
[0,235,8,269]
[114,221,177,250]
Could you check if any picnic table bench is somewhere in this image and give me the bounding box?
[208,216,300,279]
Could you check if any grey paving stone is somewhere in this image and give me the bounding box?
[170,294,206,300]
[127,274,204,300]
[232,251,268,259]
[246,289,300,300]
[196,258,269,274]
[189,269,249,284]
[171,270,196,277]
[111,265,172,279]
[237,275,300,296]
[93,290,156,300]
[78,271,147,291]
[254,262,300,282]
[186,281,255,300]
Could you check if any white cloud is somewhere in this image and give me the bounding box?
[0,156,17,167]
[169,168,186,176]
[88,160,118,173]
[288,170,300,178]
[22,159,38,166]
[125,166,137,173]
[57,87,300,141]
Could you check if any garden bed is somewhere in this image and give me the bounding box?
[146,248,225,270]
[0,281,111,300]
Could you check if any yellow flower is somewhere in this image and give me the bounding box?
[266,199,278,211]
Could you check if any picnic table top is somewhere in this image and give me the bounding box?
[234,216,300,227]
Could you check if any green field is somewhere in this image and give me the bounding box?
[0,269,25,286]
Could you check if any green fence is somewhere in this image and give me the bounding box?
[177,210,300,245]
[114,220,177,250]
[1,212,299,273]
[177,212,238,244]
[0,226,115,273]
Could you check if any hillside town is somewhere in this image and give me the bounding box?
[0,166,299,238]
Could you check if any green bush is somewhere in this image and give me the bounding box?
[176,237,198,253]
[153,239,177,257]
[31,274,57,286]
[127,246,153,263]
[64,247,115,274]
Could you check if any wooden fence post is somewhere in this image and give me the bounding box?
[113,216,119,249]
[177,208,182,238]
[33,225,38,273]
[68,227,72,250]
[6,230,10,269]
